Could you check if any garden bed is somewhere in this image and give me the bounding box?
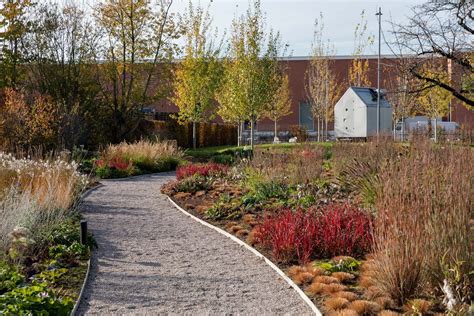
[0,153,93,315]
[84,140,185,179]
[162,141,473,315]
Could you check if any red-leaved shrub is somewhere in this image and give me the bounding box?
[176,163,228,180]
[94,156,131,170]
[255,203,373,264]
[315,203,373,258]
[254,209,318,263]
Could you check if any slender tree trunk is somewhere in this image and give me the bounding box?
[274,119,278,143]
[434,117,437,143]
[237,122,241,146]
[240,122,244,146]
[250,117,255,150]
[192,121,197,149]
[317,118,320,142]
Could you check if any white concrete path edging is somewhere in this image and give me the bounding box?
[167,197,322,316]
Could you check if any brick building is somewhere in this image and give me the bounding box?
[154,55,474,137]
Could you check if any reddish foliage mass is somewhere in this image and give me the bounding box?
[316,203,373,258]
[176,163,228,180]
[255,203,373,264]
[95,156,131,170]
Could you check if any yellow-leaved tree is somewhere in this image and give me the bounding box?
[172,1,222,149]
[306,14,343,141]
[266,72,292,142]
[348,10,374,87]
[417,63,451,142]
[216,0,281,149]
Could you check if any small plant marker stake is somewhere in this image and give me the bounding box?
[80,220,88,245]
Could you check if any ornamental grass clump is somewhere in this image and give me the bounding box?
[96,140,183,177]
[0,153,87,261]
[245,145,324,185]
[372,141,473,311]
[0,152,87,210]
[332,139,401,206]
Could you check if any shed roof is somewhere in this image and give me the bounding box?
[350,87,391,108]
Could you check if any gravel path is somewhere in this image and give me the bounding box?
[77,173,313,315]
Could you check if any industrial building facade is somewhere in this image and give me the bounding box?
[155,55,474,134]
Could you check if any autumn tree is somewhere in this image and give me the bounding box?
[216,19,247,146]
[390,0,473,108]
[217,0,281,149]
[0,89,64,150]
[0,0,32,88]
[95,0,179,143]
[417,63,451,142]
[348,10,374,87]
[383,60,419,140]
[266,72,291,142]
[172,2,222,149]
[306,14,343,141]
[20,2,103,149]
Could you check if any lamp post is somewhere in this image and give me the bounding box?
[376,7,382,137]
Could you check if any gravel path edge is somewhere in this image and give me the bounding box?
[167,196,322,316]
[71,183,104,316]
[70,258,91,316]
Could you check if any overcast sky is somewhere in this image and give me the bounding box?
[169,0,425,56]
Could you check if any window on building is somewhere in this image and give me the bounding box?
[299,102,314,131]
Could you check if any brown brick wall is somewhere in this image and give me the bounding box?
[152,56,474,131]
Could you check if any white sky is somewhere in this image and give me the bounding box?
[170,0,426,56]
[77,0,426,56]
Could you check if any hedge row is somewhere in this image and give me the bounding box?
[139,119,237,148]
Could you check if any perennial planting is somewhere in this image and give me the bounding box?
[94,140,184,178]
[0,153,90,315]
[165,141,473,315]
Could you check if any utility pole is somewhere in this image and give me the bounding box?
[376,7,382,137]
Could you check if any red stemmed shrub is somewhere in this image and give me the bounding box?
[176,163,228,180]
[254,203,373,264]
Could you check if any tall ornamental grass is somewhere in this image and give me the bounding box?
[245,145,324,185]
[96,140,184,177]
[0,153,87,260]
[372,142,473,312]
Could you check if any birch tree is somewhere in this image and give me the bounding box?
[348,10,374,87]
[306,14,343,141]
[172,2,222,149]
[217,0,280,149]
[266,72,291,142]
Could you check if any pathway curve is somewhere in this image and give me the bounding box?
[77,173,313,315]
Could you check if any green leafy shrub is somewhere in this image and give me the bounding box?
[49,242,88,265]
[94,165,132,179]
[210,154,234,165]
[175,174,211,193]
[0,262,24,294]
[315,257,361,273]
[0,282,74,315]
[206,194,242,220]
[34,268,68,285]
[242,181,289,206]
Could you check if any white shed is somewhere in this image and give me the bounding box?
[334,87,392,139]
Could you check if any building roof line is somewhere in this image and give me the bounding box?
[277,54,399,61]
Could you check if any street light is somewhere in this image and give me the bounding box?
[376,7,382,137]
